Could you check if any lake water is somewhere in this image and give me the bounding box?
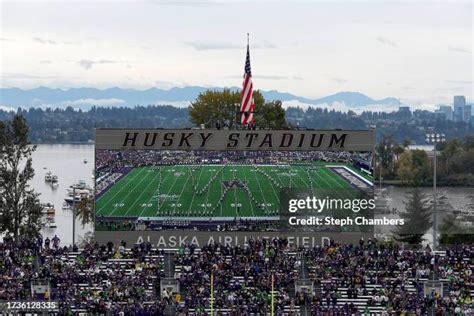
[31,144,94,246]
[27,144,473,247]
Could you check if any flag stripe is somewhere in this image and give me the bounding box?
[240,43,254,125]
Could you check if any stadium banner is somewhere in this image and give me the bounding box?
[94,231,374,248]
[95,128,375,151]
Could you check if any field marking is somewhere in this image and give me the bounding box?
[319,167,360,200]
[241,166,257,217]
[99,163,366,219]
[252,166,274,213]
[186,165,205,215]
[105,168,153,217]
[156,165,188,213]
[124,167,162,217]
[96,167,142,206]
[325,165,374,186]
[96,168,146,215]
[174,166,193,216]
[145,166,177,217]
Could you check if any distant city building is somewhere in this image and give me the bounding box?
[436,105,453,121]
[465,104,472,123]
[398,106,411,119]
[453,95,466,122]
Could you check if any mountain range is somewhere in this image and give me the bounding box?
[0,86,401,110]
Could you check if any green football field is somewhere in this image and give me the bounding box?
[95,163,372,219]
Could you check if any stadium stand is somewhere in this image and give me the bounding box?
[1,235,472,315]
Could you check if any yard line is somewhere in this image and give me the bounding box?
[241,166,257,216]
[250,166,268,213]
[320,168,360,199]
[203,165,217,216]
[173,166,193,216]
[145,166,176,217]
[261,166,284,204]
[186,165,205,215]
[106,167,153,217]
[219,165,226,217]
[97,168,146,215]
[124,167,162,217]
[156,166,186,213]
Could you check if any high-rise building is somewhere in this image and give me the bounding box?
[437,105,453,121]
[465,104,472,123]
[453,95,466,122]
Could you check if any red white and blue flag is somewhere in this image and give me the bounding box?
[240,39,254,125]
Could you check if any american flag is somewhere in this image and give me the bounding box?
[240,41,254,125]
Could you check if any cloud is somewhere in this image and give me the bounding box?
[1,73,57,79]
[228,74,295,80]
[63,98,126,106]
[33,37,57,45]
[448,46,471,53]
[184,41,241,51]
[254,75,289,80]
[0,105,16,112]
[376,36,397,48]
[77,59,118,70]
[445,79,472,84]
[149,0,221,6]
[184,40,277,51]
[332,77,348,84]
[0,37,15,42]
[40,60,52,64]
[253,41,278,49]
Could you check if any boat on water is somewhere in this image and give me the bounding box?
[45,171,52,182]
[41,203,56,215]
[64,180,93,205]
[42,217,57,229]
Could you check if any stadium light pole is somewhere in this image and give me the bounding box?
[72,187,76,246]
[425,133,445,251]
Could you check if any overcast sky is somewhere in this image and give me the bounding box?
[1,0,472,106]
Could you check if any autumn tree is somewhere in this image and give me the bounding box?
[0,115,43,240]
[396,150,430,185]
[188,88,287,129]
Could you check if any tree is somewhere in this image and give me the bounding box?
[0,115,43,240]
[253,100,288,129]
[376,135,398,180]
[395,188,433,245]
[395,150,430,185]
[188,89,287,129]
[76,195,94,227]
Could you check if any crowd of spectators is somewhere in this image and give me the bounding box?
[174,238,300,314]
[2,235,470,315]
[96,149,372,172]
[1,235,167,314]
[303,239,472,315]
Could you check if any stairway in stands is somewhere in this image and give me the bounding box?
[164,251,175,278]
[298,252,312,316]
[163,250,177,316]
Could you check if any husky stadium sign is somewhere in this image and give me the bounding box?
[96,129,374,151]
